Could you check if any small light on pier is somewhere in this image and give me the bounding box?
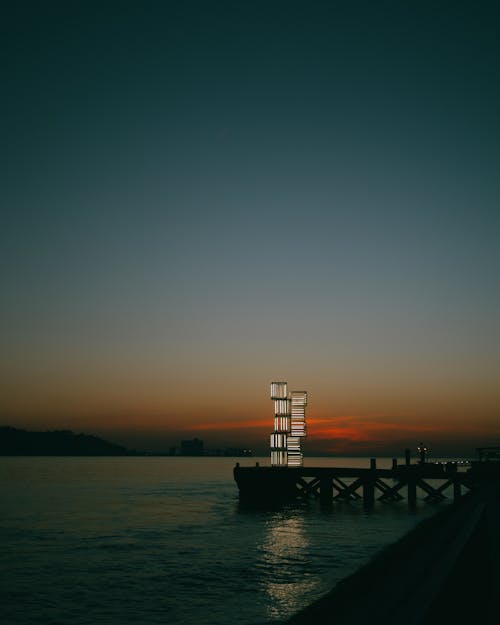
[417,442,429,464]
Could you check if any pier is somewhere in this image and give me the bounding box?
[234,460,478,509]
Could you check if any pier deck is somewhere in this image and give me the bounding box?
[234,462,477,509]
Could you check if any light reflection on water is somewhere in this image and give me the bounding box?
[260,513,319,621]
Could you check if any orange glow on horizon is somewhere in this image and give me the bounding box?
[183,415,434,443]
[181,412,499,452]
[309,417,443,441]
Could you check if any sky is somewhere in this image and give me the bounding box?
[1,1,499,456]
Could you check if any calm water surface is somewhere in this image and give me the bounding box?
[1,457,443,625]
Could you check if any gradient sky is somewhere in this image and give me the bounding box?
[2,1,499,455]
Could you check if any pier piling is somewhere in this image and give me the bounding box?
[407,478,417,510]
[363,477,375,509]
[320,477,333,507]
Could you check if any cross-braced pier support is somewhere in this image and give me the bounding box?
[234,464,475,509]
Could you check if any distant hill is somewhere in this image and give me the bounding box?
[0,426,136,456]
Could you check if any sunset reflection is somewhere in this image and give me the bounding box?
[259,514,319,621]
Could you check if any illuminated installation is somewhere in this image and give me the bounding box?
[270,382,307,466]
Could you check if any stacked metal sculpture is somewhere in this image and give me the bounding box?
[270,382,307,466]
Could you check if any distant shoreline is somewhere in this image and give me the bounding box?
[0,426,136,456]
[0,426,254,457]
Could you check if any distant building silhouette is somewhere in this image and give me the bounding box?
[181,438,204,456]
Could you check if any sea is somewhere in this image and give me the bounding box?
[1,456,447,625]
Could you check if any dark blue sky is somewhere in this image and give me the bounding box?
[2,1,499,453]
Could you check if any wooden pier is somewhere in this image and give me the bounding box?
[234,460,477,509]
